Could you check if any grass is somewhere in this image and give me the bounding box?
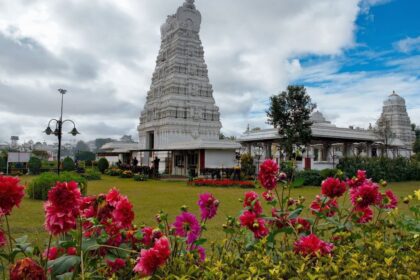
[8,175,420,249]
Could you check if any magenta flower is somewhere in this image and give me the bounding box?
[197,193,219,220]
[294,234,334,257]
[379,190,398,209]
[355,207,373,224]
[173,212,201,244]
[350,182,381,208]
[243,191,263,215]
[321,177,346,198]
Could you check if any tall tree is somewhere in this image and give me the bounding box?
[266,85,316,157]
[374,117,396,157]
[75,140,90,152]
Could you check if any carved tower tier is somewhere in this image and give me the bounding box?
[138,0,222,150]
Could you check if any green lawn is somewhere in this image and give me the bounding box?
[8,175,420,249]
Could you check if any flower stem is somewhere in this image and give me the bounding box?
[5,215,13,262]
[44,234,52,276]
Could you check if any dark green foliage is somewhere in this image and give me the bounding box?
[295,170,323,186]
[337,157,420,182]
[134,174,148,181]
[62,157,75,171]
[28,157,42,175]
[240,153,255,177]
[81,169,101,180]
[97,158,109,174]
[27,172,87,200]
[279,161,295,178]
[0,156,6,172]
[267,85,316,156]
[319,168,338,179]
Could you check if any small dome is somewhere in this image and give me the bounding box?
[385,91,405,106]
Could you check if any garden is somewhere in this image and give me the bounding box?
[0,159,419,279]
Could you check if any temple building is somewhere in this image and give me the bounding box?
[238,91,416,170]
[135,0,239,175]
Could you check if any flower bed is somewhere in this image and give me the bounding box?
[0,161,419,279]
[192,179,255,188]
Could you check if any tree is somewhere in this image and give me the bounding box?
[95,138,114,152]
[32,150,49,160]
[75,140,90,152]
[97,158,109,174]
[374,117,396,157]
[28,157,42,175]
[240,153,256,177]
[266,85,316,157]
[75,151,96,161]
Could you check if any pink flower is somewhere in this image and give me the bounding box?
[271,208,289,229]
[112,197,134,229]
[0,175,25,215]
[133,237,171,276]
[379,190,398,209]
[173,212,201,244]
[262,191,275,202]
[0,229,6,247]
[239,210,268,239]
[294,234,334,257]
[355,207,373,224]
[310,195,338,217]
[190,245,206,262]
[347,170,368,188]
[133,248,162,276]
[10,258,46,280]
[197,193,219,220]
[258,159,279,190]
[106,188,122,207]
[243,191,263,215]
[321,177,346,198]
[350,182,381,208]
[141,227,154,247]
[67,247,77,255]
[107,258,126,273]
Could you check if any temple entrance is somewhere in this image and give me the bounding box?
[173,150,199,176]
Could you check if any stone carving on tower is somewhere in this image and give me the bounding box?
[376,91,416,148]
[138,0,222,149]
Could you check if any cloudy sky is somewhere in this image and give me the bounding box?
[0,0,419,144]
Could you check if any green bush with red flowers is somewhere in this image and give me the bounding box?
[0,158,419,279]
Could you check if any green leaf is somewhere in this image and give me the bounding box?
[288,207,303,219]
[56,272,73,280]
[48,255,81,275]
[291,178,305,188]
[81,238,100,251]
[194,238,207,246]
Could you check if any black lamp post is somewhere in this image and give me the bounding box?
[44,89,80,175]
[253,144,263,176]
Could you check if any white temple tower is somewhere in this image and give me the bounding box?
[137,0,239,175]
[138,0,222,150]
[377,91,416,151]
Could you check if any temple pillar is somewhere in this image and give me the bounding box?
[366,143,372,157]
[264,142,272,159]
[322,143,329,161]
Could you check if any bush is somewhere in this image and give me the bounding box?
[319,168,339,179]
[337,157,420,182]
[97,158,109,174]
[105,168,122,176]
[81,169,101,181]
[62,157,75,171]
[27,172,87,200]
[120,170,133,178]
[295,170,323,186]
[133,174,148,181]
[0,156,7,172]
[28,157,42,175]
[240,153,256,177]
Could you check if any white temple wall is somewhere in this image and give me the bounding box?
[205,150,237,168]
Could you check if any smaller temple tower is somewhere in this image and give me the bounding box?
[377,91,416,149]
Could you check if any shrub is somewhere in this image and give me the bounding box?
[105,168,122,176]
[27,172,87,200]
[81,169,101,181]
[337,157,420,182]
[133,174,148,181]
[28,157,42,175]
[120,170,133,178]
[97,158,109,174]
[295,169,323,186]
[319,168,339,179]
[192,179,255,188]
[62,157,75,171]
[240,153,256,177]
[0,156,7,172]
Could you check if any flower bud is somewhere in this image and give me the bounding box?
[278,172,287,181]
[155,214,162,223]
[222,224,228,229]
[180,205,188,212]
[379,179,388,188]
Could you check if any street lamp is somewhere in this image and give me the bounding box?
[253,144,263,177]
[44,89,80,175]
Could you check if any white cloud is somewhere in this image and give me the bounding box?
[395,36,420,53]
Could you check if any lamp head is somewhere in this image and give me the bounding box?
[44,126,53,135]
[69,127,80,136]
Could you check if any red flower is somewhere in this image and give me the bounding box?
[347,170,368,188]
[258,159,279,190]
[141,227,154,247]
[350,182,381,208]
[321,177,346,198]
[112,197,134,229]
[354,207,373,224]
[106,188,122,207]
[271,208,289,229]
[43,247,61,260]
[197,193,219,220]
[44,181,82,236]
[0,229,6,247]
[290,218,311,234]
[0,175,25,215]
[133,237,171,276]
[310,195,338,217]
[10,258,46,280]
[294,234,334,257]
[67,247,77,255]
[107,258,126,273]
[243,191,263,215]
[378,190,398,209]
[239,210,268,239]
